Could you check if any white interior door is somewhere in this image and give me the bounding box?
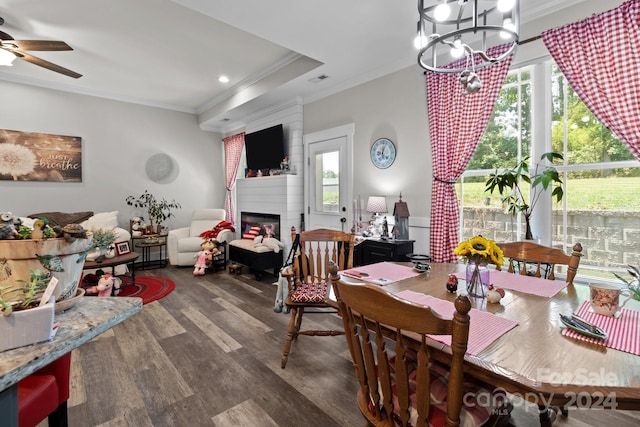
[303,124,354,231]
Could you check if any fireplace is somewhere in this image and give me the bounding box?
[228,212,283,280]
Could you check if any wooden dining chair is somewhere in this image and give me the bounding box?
[331,272,511,427]
[498,241,583,285]
[280,226,355,369]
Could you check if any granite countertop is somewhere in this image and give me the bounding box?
[0,296,142,391]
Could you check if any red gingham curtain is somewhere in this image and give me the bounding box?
[223,132,245,223]
[542,0,640,160]
[427,44,514,263]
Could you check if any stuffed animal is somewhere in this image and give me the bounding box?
[253,235,284,253]
[96,274,122,297]
[0,212,18,240]
[193,250,210,275]
[273,271,290,313]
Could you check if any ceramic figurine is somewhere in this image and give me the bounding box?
[446,274,458,293]
[486,284,506,303]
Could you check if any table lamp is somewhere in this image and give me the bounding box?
[366,196,388,236]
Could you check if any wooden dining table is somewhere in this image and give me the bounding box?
[335,262,640,426]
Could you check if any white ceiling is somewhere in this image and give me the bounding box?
[0,0,593,132]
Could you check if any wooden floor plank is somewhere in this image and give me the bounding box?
[211,399,280,426]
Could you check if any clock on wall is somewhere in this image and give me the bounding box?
[370,138,396,169]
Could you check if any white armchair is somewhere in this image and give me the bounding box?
[167,209,234,266]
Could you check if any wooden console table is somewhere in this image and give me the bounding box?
[354,238,415,265]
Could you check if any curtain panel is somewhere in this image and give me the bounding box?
[427,44,514,263]
[223,132,245,223]
[542,0,640,160]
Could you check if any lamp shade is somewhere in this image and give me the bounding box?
[366,196,388,214]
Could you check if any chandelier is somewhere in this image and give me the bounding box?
[416,0,520,74]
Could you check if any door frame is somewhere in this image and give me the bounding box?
[303,123,354,231]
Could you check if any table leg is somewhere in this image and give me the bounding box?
[130,257,136,284]
[538,405,557,427]
[0,385,18,427]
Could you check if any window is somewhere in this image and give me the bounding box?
[459,61,640,283]
[314,150,340,213]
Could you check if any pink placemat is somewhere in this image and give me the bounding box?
[562,301,640,356]
[342,262,420,286]
[454,269,568,298]
[396,290,518,356]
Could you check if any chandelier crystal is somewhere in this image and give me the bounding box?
[416,0,520,73]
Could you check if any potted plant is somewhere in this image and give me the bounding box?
[0,270,56,352]
[484,152,564,241]
[85,228,118,262]
[125,190,181,232]
[0,217,93,302]
[613,265,640,302]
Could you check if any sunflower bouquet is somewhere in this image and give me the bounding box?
[454,235,504,298]
[454,235,504,266]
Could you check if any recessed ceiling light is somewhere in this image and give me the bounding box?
[218,75,229,83]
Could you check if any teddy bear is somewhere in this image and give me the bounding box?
[253,235,284,253]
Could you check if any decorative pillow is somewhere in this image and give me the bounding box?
[242,225,261,240]
[81,211,119,230]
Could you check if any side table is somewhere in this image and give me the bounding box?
[132,235,167,269]
[208,241,227,272]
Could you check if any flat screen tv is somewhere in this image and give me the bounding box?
[245,124,285,171]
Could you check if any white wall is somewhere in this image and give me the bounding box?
[304,66,432,255]
[0,81,225,230]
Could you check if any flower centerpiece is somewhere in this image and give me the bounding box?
[454,235,504,298]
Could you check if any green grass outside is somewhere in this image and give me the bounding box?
[460,176,640,211]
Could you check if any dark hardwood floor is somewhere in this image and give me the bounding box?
[51,266,639,426]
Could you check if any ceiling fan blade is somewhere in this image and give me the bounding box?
[0,30,13,40]
[12,50,82,78]
[5,40,73,51]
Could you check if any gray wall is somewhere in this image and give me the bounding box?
[1,81,225,230]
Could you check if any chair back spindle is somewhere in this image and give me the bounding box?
[498,241,582,285]
[333,277,473,427]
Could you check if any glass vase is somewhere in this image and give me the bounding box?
[466,261,489,298]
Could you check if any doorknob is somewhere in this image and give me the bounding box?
[340,217,346,231]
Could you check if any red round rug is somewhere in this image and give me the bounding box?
[118,275,175,305]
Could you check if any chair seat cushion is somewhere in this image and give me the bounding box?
[383,351,500,427]
[18,375,59,427]
[290,281,329,303]
[229,239,275,253]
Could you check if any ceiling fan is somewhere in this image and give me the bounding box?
[0,17,81,78]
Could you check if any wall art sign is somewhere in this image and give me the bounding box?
[0,129,82,182]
